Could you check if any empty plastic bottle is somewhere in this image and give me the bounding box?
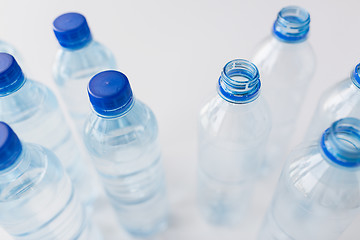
[53,12,117,131]
[258,117,360,240]
[197,59,271,225]
[305,63,360,141]
[0,122,101,240]
[252,6,316,173]
[0,53,96,209]
[83,70,168,237]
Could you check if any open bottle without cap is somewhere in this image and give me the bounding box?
[83,70,169,237]
[0,122,101,240]
[252,6,316,174]
[304,63,360,141]
[53,12,117,132]
[0,53,97,211]
[197,59,271,225]
[259,118,360,240]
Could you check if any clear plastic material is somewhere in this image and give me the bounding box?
[197,59,271,225]
[0,142,100,240]
[53,41,116,131]
[305,67,360,141]
[252,28,316,173]
[258,118,360,240]
[84,99,168,237]
[0,78,97,209]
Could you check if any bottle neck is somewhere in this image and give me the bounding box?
[91,96,135,119]
[217,59,261,104]
[320,118,360,168]
[272,6,310,43]
[0,79,45,121]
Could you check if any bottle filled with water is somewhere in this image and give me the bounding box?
[305,63,360,141]
[197,59,271,225]
[0,53,96,209]
[0,122,101,240]
[252,6,316,173]
[259,117,360,240]
[83,70,169,237]
[53,12,117,131]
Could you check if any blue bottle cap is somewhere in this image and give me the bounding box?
[0,53,25,96]
[88,70,134,117]
[273,6,310,43]
[320,118,360,168]
[218,59,261,104]
[351,63,360,88]
[0,122,22,170]
[53,12,92,50]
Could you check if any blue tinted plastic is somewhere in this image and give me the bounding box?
[0,137,100,239]
[53,12,92,50]
[273,6,310,43]
[259,117,360,239]
[84,95,168,237]
[321,118,360,168]
[0,54,97,210]
[0,53,25,96]
[88,70,133,117]
[0,122,22,170]
[218,59,261,103]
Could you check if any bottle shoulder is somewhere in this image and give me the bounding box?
[84,99,158,152]
[282,143,360,210]
[0,79,58,123]
[53,40,117,82]
[199,94,271,139]
[0,143,63,202]
[252,35,316,77]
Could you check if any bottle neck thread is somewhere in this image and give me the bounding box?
[217,59,261,104]
[273,6,310,43]
[320,118,360,168]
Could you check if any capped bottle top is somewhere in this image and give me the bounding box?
[273,6,310,43]
[53,12,92,49]
[0,122,22,170]
[321,118,360,168]
[351,63,360,88]
[218,59,261,104]
[0,53,25,96]
[88,70,134,117]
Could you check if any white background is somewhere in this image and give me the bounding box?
[0,0,360,239]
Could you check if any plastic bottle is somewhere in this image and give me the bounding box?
[0,53,96,209]
[252,6,316,173]
[258,117,360,240]
[305,63,360,141]
[53,12,117,131]
[197,59,271,225]
[0,122,101,240]
[83,70,168,237]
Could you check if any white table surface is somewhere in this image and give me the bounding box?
[0,0,360,239]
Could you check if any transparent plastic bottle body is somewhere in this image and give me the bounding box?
[259,119,360,240]
[53,41,116,131]
[198,94,271,225]
[305,76,360,141]
[253,35,315,172]
[84,99,168,237]
[0,143,100,240]
[0,79,96,209]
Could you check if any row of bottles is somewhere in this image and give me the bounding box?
[0,11,168,240]
[0,5,359,240]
